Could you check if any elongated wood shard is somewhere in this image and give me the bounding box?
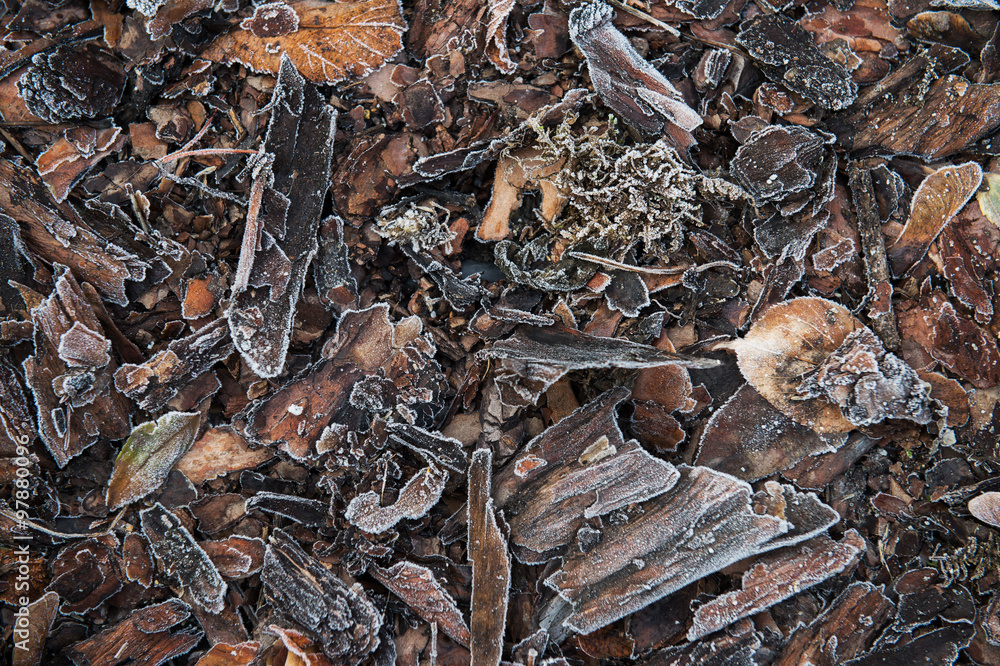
[469,448,510,666]
[228,54,337,378]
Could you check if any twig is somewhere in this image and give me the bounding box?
[0,500,127,540]
[605,0,680,37]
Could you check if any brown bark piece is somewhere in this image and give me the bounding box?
[23,265,132,467]
[494,387,679,559]
[848,76,1000,158]
[65,599,202,666]
[468,448,510,666]
[688,530,866,640]
[543,465,791,635]
[262,528,382,664]
[370,561,471,647]
[140,502,227,614]
[695,384,846,482]
[227,55,337,378]
[774,582,894,666]
[114,318,233,412]
[848,163,901,350]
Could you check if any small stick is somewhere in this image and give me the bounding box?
[848,162,901,351]
[606,0,680,37]
[232,153,274,293]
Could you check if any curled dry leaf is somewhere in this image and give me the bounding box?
[203,0,406,84]
[344,464,447,533]
[969,492,1000,528]
[569,2,701,139]
[484,0,517,73]
[370,561,471,647]
[107,412,201,510]
[728,297,931,434]
[887,162,982,277]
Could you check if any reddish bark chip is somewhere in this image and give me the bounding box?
[468,448,510,666]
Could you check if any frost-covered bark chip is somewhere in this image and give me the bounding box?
[19,44,127,124]
[569,2,702,138]
[262,529,382,664]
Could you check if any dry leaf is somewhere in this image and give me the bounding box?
[484,0,517,73]
[977,172,1000,228]
[728,297,931,434]
[107,412,201,510]
[887,162,982,277]
[370,562,471,647]
[203,0,406,84]
[969,492,1000,528]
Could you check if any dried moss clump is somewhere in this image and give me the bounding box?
[533,120,703,257]
[375,200,455,252]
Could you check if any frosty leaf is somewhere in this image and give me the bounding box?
[737,13,857,110]
[688,531,865,640]
[976,172,1000,228]
[645,628,762,666]
[18,44,126,123]
[469,448,510,666]
[203,0,406,85]
[262,529,382,664]
[776,582,894,666]
[140,502,227,614]
[344,464,447,533]
[695,384,846,482]
[228,55,337,378]
[543,465,790,634]
[969,492,1000,528]
[843,624,974,665]
[569,2,701,138]
[886,162,982,277]
[107,412,200,510]
[729,297,931,434]
[11,591,58,666]
[370,561,471,647]
[484,0,517,73]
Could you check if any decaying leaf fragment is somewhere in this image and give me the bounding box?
[115,318,233,412]
[887,162,982,277]
[730,125,825,207]
[107,412,201,510]
[46,538,123,613]
[737,13,857,110]
[203,0,406,84]
[23,264,132,467]
[727,297,931,434]
[370,561,471,647]
[227,55,337,378]
[140,503,227,614]
[480,324,718,405]
[469,448,510,666]
[688,530,865,640]
[569,2,701,139]
[175,427,274,485]
[344,464,447,533]
[262,529,382,664]
[493,387,680,559]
